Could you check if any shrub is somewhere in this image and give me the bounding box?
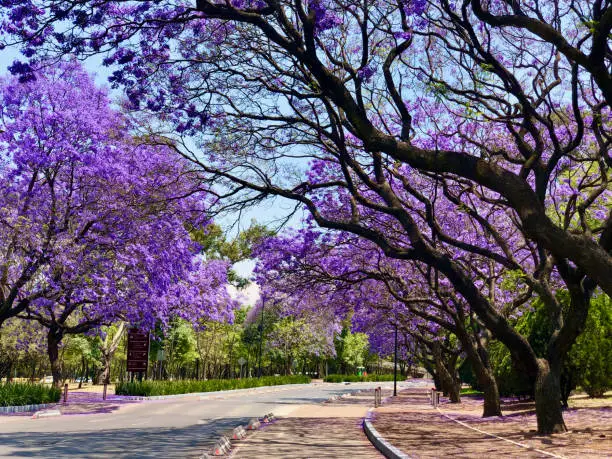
[323,374,397,383]
[488,292,612,399]
[569,294,612,397]
[115,375,310,397]
[0,383,61,407]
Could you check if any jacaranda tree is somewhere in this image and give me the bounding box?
[0,61,236,385]
[254,228,504,414]
[1,0,611,433]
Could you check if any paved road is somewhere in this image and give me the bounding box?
[0,381,416,458]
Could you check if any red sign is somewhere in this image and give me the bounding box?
[127,329,150,373]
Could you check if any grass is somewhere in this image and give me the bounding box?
[460,388,484,396]
[0,382,62,407]
[115,375,311,396]
[324,374,397,383]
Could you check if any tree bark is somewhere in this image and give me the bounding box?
[434,344,461,403]
[453,316,502,417]
[534,359,567,434]
[99,358,112,385]
[79,355,85,388]
[479,370,502,417]
[47,326,63,388]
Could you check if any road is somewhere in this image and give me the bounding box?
[0,381,417,458]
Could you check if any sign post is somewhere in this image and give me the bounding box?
[127,328,150,379]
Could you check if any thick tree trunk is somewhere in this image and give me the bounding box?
[447,377,461,403]
[534,359,567,434]
[434,346,461,403]
[479,370,502,417]
[47,327,63,388]
[454,320,502,417]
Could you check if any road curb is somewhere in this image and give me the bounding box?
[363,408,411,459]
[0,403,55,415]
[32,409,62,419]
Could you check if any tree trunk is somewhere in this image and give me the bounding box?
[5,361,12,383]
[78,355,86,388]
[534,359,567,434]
[434,346,461,403]
[464,345,502,416]
[99,355,112,385]
[479,370,502,417]
[453,313,502,417]
[29,360,37,383]
[47,327,63,388]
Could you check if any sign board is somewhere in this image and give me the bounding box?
[127,328,150,373]
[238,357,246,367]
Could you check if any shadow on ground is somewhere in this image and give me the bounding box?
[0,416,252,458]
[234,417,381,459]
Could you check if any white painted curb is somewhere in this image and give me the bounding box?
[32,409,62,419]
[363,408,412,459]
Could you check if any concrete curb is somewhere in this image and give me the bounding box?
[32,409,62,419]
[0,403,55,414]
[362,381,436,458]
[363,408,411,459]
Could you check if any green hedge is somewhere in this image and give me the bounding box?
[115,375,311,397]
[324,374,397,383]
[0,383,61,407]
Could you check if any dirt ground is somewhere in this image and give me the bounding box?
[372,388,612,458]
[230,390,388,458]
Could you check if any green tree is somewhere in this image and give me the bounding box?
[569,294,612,397]
[337,330,369,371]
[191,222,273,287]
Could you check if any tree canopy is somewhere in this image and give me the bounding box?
[1,0,611,434]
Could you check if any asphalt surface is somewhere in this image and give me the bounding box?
[0,381,415,458]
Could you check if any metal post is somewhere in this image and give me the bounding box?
[393,323,398,396]
[103,383,108,401]
[63,383,68,404]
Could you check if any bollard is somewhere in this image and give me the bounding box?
[210,436,231,456]
[103,383,108,401]
[247,418,261,430]
[231,426,247,440]
[374,387,382,407]
[63,383,69,404]
[430,388,440,408]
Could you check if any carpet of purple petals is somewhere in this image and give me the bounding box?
[0,391,141,417]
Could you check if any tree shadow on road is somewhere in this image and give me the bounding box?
[0,416,252,458]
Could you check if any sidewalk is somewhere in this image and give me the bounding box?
[370,388,612,458]
[230,389,388,458]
